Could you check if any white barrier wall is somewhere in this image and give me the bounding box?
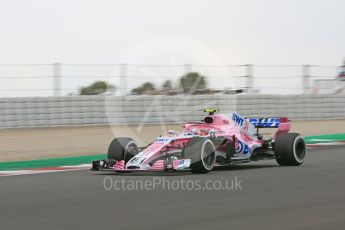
[0,94,344,129]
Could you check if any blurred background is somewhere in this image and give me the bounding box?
[0,0,345,161]
[1,0,344,97]
[0,63,343,97]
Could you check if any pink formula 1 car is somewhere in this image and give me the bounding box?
[91,109,307,173]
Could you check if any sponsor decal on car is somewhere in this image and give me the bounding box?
[249,118,280,127]
[236,140,251,154]
[232,113,245,126]
[231,112,255,133]
[155,137,172,143]
[173,159,191,170]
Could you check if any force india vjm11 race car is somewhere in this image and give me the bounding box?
[91,109,307,173]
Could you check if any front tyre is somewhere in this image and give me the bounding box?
[275,133,306,166]
[184,137,216,173]
[107,137,138,163]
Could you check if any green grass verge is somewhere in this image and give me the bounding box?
[0,154,106,171]
[304,133,345,144]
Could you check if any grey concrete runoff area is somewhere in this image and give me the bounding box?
[1,146,345,230]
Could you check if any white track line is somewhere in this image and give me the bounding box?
[0,165,91,177]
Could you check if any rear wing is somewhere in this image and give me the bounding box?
[247,117,290,128]
[230,113,291,136]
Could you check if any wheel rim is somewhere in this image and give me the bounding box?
[201,141,216,170]
[124,142,137,162]
[294,136,306,163]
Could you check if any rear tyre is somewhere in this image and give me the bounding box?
[275,133,306,166]
[107,137,138,163]
[184,137,216,173]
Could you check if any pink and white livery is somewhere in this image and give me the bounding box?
[91,109,307,173]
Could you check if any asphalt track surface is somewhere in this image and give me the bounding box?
[1,146,345,230]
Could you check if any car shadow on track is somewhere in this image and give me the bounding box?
[91,164,279,177]
[92,171,193,177]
